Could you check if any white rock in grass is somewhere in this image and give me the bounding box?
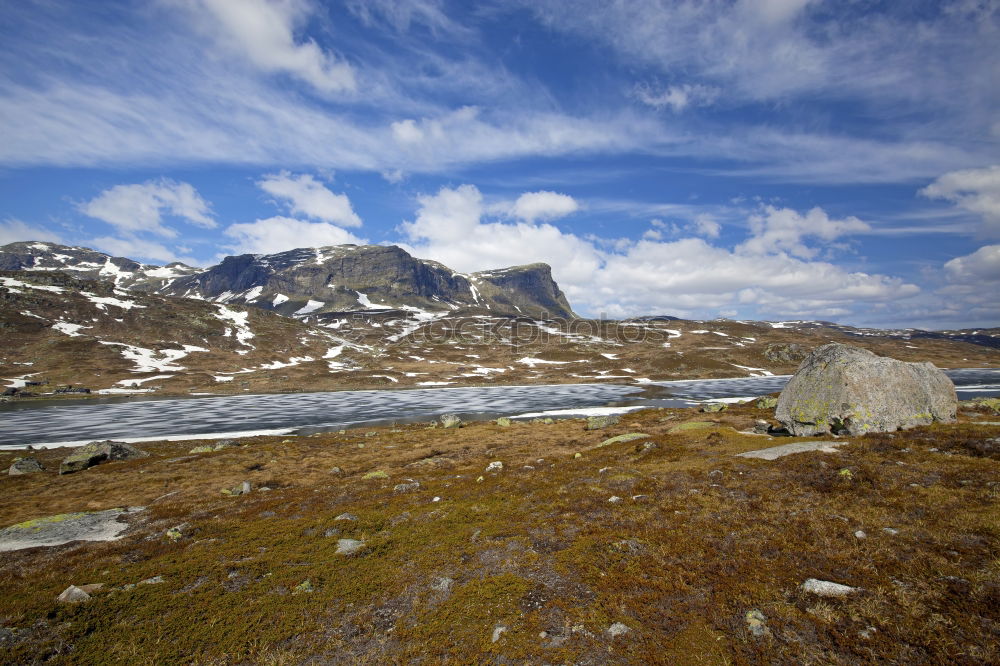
[607,622,630,638]
[56,585,90,603]
[801,578,859,597]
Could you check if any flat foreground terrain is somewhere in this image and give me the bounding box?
[1,403,998,664]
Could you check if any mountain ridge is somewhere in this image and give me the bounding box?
[0,241,575,319]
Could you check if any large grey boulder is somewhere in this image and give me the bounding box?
[775,344,956,436]
[59,440,148,474]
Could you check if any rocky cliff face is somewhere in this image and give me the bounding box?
[0,242,575,319]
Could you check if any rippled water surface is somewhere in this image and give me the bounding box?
[2,369,998,447]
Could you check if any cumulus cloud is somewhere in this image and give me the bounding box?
[88,235,200,265]
[509,191,579,222]
[78,179,215,237]
[182,0,356,95]
[944,244,1000,282]
[739,205,869,259]
[0,218,62,245]
[224,216,365,255]
[258,172,362,227]
[920,166,1000,237]
[400,184,917,321]
[399,185,601,284]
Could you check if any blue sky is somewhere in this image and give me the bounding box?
[1,0,998,328]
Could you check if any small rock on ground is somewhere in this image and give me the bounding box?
[336,538,365,556]
[56,585,90,603]
[801,578,859,597]
[8,457,45,475]
[607,622,630,638]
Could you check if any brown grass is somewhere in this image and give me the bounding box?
[1,405,998,664]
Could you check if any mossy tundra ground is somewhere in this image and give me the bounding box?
[1,401,998,664]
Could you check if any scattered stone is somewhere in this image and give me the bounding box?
[165,526,185,542]
[573,452,583,459]
[736,441,847,460]
[394,481,420,493]
[362,470,388,480]
[801,578,860,598]
[775,343,957,436]
[859,626,878,640]
[223,481,252,496]
[440,413,462,429]
[608,496,622,503]
[595,433,649,448]
[752,420,771,434]
[329,466,343,475]
[755,396,779,409]
[0,507,143,552]
[293,579,314,594]
[485,461,503,473]
[744,609,771,638]
[607,622,630,638]
[189,440,237,454]
[854,530,867,539]
[585,414,620,430]
[323,528,340,537]
[701,402,728,413]
[78,583,105,594]
[8,457,44,475]
[495,417,512,427]
[431,577,454,593]
[56,585,90,603]
[59,440,148,474]
[336,538,365,555]
[882,527,899,536]
[139,575,164,585]
[334,513,358,522]
[491,625,507,643]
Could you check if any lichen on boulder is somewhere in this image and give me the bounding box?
[775,343,956,436]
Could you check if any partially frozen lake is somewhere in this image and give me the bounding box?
[2,368,998,448]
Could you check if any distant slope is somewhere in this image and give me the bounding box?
[1,269,996,399]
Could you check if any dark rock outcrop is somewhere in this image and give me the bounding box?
[59,441,149,474]
[775,343,957,436]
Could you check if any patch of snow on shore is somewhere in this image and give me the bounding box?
[294,299,324,315]
[100,342,205,373]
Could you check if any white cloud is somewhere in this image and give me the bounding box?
[739,205,869,259]
[88,235,199,265]
[78,179,215,237]
[223,216,365,255]
[920,166,1000,237]
[693,214,721,239]
[944,244,1000,282]
[509,191,579,222]
[399,185,601,284]
[634,83,719,112]
[400,184,917,321]
[346,0,471,38]
[258,172,362,227]
[0,219,62,245]
[183,0,356,95]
